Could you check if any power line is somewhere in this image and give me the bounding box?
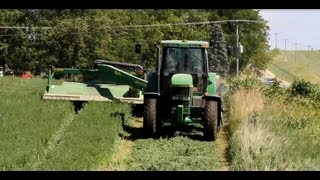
[0,26,52,30]
[0,19,265,76]
[0,33,45,37]
[0,19,264,30]
[106,19,264,28]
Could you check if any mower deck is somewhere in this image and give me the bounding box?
[43,81,143,104]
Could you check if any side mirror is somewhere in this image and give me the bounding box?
[135,43,141,53]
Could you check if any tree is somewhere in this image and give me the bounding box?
[208,24,229,76]
[0,9,270,76]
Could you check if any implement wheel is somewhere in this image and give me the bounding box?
[203,100,218,141]
[143,97,158,137]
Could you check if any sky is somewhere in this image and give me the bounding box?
[259,9,320,50]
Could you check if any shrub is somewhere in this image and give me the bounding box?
[262,79,286,98]
[288,79,313,97]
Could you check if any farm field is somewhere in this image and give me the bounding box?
[0,77,225,170]
[2,75,320,171]
[0,77,130,170]
[267,50,320,84]
[3,9,320,172]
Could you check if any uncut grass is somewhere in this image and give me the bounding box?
[0,77,131,170]
[228,88,320,170]
[0,77,73,170]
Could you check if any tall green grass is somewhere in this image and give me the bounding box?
[0,77,73,170]
[0,77,131,170]
[226,77,320,170]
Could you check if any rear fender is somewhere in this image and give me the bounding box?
[146,72,158,93]
[207,72,217,96]
[144,92,160,99]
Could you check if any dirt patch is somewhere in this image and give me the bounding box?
[103,140,134,171]
[216,122,230,171]
[132,118,143,128]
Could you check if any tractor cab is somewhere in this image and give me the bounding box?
[160,40,209,96]
[158,40,210,119]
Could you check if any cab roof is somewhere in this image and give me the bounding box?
[160,40,209,48]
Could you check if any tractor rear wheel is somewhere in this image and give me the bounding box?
[204,100,218,141]
[143,97,158,137]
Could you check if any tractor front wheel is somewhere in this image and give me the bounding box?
[204,100,218,141]
[143,97,158,137]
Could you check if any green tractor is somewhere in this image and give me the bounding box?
[43,39,223,141]
[143,40,223,141]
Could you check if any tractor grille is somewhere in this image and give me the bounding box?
[171,86,189,96]
[171,86,190,107]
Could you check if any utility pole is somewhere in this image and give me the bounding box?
[307,45,311,72]
[217,19,262,77]
[236,23,239,77]
[294,41,298,64]
[275,33,278,49]
[284,39,288,61]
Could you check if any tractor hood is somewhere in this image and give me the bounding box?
[171,74,193,87]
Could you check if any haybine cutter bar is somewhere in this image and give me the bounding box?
[43,62,148,104]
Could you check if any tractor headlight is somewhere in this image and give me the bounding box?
[172,96,179,100]
[181,96,190,101]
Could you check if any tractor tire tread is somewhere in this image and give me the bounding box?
[143,98,157,136]
[204,100,218,141]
